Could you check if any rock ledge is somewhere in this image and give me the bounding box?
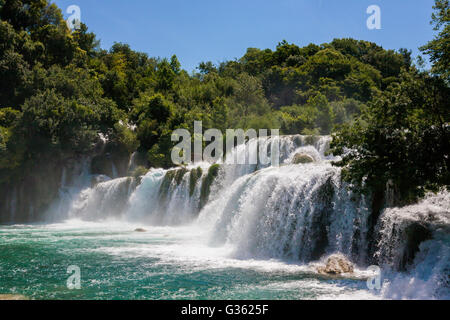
[317,254,354,275]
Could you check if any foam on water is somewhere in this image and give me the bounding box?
[0,219,381,300]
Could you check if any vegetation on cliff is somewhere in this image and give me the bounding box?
[0,0,448,209]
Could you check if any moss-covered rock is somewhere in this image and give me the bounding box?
[199,164,220,209]
[131,166,148,179]
[293,135,303,147]
[189,167,203,197]
[159,171,174,202]
[159,168,188,201]
[316,177,335,203]
[174,167,188,185]
[400,223,432,271]
[292,153,314,164]
[304,135,320,146]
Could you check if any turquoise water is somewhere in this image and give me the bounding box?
[0,221,378,300]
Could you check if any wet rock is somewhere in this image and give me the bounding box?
[400,222,432,271]
[317,254,354,275]
[293,135,303,147]
[304,135,320,146]
[199,164,220,210]
[134,228,147,232]
[91,143,131,178]
[292,153,314,164]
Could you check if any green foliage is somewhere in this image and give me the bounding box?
[159,167,188,201]
[133,93,174,124]
[292,153,314,164]
[159,170,174,201]
[189,167,203,197]
[332,70,450,203]
[420,0,450,81]
[200,164,220,209]
[332,0,450,203]
[0,126,11,166]
[156,58,177,92]
[20,89,99,153]
[145,129,174,168]
[0,107,20,127]
[114,122,139,154]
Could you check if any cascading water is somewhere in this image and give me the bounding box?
[69,177,136,221]
[2,135,448,299]
[44,159,137,222]
[375,191,450,299]
[126,165,208,225]
[198,162,370,263]
[44,159,92,222]
[58,135,371,264]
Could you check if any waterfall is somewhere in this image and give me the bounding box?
[198,158,370,264]
[127,152,138,173]
[37,136,370,265]
[126,164,210,225]
[44,159,92,221]
[375,191,450,299]
[44,159,139,222]
[118,135,371,263]
[69,177,136,221]
[9,134,448,299]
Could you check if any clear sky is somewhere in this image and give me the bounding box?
[53,0,437,71]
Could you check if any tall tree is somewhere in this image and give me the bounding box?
[420,0,450,81]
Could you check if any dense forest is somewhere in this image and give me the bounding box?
[0,0,448,221]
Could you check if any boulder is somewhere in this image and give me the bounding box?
[317,254,354,275]
[134,228,147,232]
[292,153,314,164]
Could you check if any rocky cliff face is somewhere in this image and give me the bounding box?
[0,138,132,223]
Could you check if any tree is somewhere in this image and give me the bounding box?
[331,0,450,204]
[73,23,100,58]
[332,70,449,203]
[156,59,176,92]
[420,0,450,81]
[309,93,334,135]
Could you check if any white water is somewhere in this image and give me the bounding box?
[198,164,370,264]
[376,191,450,299]
[39,135,449,299]
[70,177,134,221]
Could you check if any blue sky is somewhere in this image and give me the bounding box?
[53,0,437,71]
